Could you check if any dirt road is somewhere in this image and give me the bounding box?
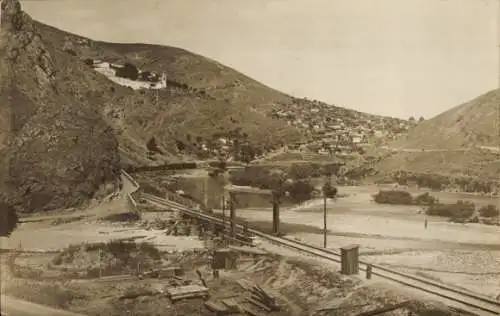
[1,296,86,316]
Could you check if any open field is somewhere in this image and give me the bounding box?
[212,185,500,299]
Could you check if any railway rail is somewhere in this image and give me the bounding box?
[142,193,500,315]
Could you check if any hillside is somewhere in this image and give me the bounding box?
[390,89,499,150]
[375,89,500,179]
[0,0,121,212]
[31,21,306,166]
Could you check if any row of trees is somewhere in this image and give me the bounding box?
[175,129,262,163]
[373,190,437,206]
[373,189,499,221]
[389,170,498,193]
[229,167,321,204]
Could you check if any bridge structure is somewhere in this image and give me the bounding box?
[128,161,284,237]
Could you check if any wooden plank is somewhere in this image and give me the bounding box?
[204,300,228,312]
[355,301,410,316]
[229,246,268,256]
[246,297,272,312]
[221,298,240,310]
[166,285,209,296]
[240,306,260,316]
[170,292,208,301]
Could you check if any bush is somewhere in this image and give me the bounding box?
[286,180,315,204]
[413,192,437,206]
[426,200,475,219]
[373,190,413,205]
[115,62,139,80]
[288,163,316,180]
[478,204,499,217]
[322,182,338,199]
[0,201,18,237]
[229,167,315,203]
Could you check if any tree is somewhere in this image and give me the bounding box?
[419,116,425,122]
[115,63,139,80]
[478,204,499,218]
[0,201,18,237]
[322,181,338,199]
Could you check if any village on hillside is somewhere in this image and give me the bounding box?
[271,98,422,156]
[84,57,422,161]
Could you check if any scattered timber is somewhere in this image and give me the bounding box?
[166,285,209,301]
[355,301,411,316]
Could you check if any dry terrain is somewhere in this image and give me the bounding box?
[375,89,500,178]
[1,191,475,316]
[211,185,500,299]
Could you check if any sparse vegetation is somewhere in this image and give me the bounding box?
[0,200,19,237]
[101,211,141,222]
[387,170,498,194]
[229,167,316,203]
[478,204,499,218]
[426,200,475,221]
[115,62,139,80]
[51,240,162,277]
[373,190,413,205]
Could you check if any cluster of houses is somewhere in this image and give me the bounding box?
[270,98,418,155]
[88,59,167,90]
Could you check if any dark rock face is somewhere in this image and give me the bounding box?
[1,0,23,32]
[1,0,121,212]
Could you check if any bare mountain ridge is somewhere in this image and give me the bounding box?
[376,89,500,179]
[390,89,499,150]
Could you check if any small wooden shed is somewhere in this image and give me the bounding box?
[212,248,238,270]
[340,244,359,275]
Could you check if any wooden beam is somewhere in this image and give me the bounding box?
[354,301,410,316]
[224,185,273,195]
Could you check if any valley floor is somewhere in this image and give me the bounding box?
[211,185,500,299]
[0,188,484,315]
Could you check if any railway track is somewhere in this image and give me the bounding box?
[142,193,500,315]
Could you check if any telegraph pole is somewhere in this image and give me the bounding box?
[323,187,327,248]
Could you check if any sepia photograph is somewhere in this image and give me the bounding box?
[1,0,499,315]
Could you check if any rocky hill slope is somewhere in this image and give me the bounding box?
[375,89,500,178]
[0,0,121,213]
[32,21,306,166]
[390,89,499,150]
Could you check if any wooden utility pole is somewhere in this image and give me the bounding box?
[229,192,236,238]
[272,192,280,235]
[323,188,327,248]
[203,176,209,208]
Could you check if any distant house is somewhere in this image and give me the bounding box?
[352,136,362,144]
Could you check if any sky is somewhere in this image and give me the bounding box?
[22,0,499,119]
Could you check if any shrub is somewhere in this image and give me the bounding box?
[0,201,18,237]
[426,201,475,219]
[288,163,316,180]
[413,192,437,206]
[115,62,139,80]
[286,180,315,204]
[373,190,413,205]
[478,204,499,218]
[322,182,338,199]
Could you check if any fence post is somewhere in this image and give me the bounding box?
[366,264,372,279]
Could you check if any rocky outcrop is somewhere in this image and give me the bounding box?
[1,0,121,212]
